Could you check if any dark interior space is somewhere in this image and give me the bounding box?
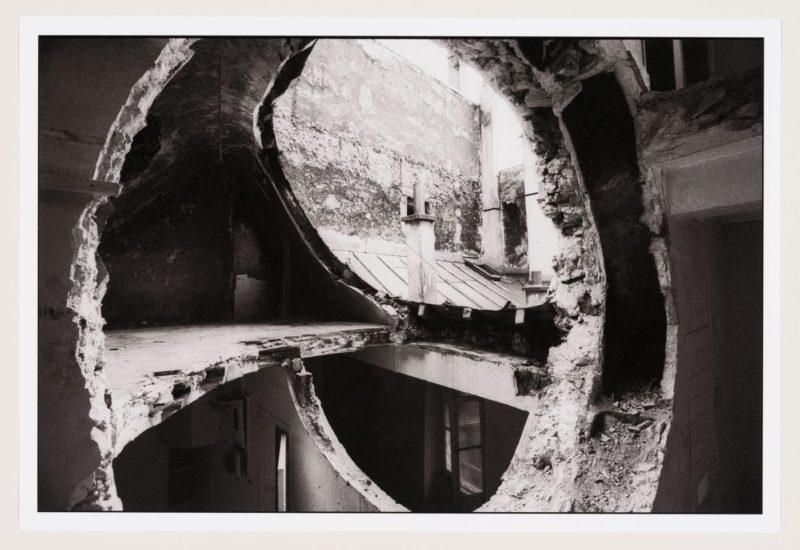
[305,355,528,512]
[502,201,526,264]
[644,39,676,91]
[99,159,235,328]
[114,371,274,512]
[709,39,764,78]
[711,215,763,513]
[562,73,666,394]
[99,155,323,328]
[682,40,711,87]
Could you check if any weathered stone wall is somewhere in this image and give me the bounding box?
[442,38,672,512]
[273,39,482,256]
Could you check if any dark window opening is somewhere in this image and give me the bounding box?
[644,39,676,91]
[682,39,711,86]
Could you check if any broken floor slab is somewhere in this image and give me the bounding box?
[103,322,390,453]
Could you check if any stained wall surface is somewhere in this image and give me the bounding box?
[274,39,482,256]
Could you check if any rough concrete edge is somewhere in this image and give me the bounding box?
[285,362,407,512]
[108,326,390,455]
[93,39,198,184]
[65,198,121,510]
[66,39,199,511]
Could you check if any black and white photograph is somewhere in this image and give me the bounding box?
[27,21,776,524]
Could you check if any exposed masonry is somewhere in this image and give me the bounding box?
[497,164,528,268]
[65,39,199,511]
[440,39,669,511]
[273,39,483,256]
[636,67,763,401]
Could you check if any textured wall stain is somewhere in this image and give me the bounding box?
[274,39,482,256]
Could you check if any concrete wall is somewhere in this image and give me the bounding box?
[274,39,482,256]
[114,366,385,512]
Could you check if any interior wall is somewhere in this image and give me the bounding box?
[114,366,382,512]
[37,37,172,511]
[710,216,763,513]
[99,162,235,328]
[232,180,285,321]
[653,216,720,512]
[654,211,763,513]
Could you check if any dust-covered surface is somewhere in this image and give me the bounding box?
[574,386,671,512]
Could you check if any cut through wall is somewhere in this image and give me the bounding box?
[38,36,764,513]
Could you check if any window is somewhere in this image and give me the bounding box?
[444,395,486,510]
[275,428,288,511]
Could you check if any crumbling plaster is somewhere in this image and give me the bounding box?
[439,38,673,511]
[273,39,483,256]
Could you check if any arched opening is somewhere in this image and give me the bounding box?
[113,364,402,512]
[92,37,566,512]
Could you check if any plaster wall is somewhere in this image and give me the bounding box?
[273,39,482,256]
[115,366,387,511]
